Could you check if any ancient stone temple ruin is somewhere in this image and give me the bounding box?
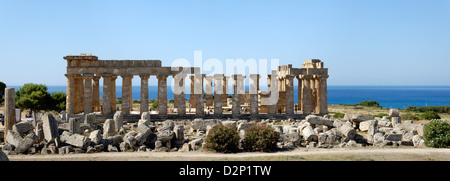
[64,54,328,119]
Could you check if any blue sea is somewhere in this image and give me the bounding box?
[10,85,450,109]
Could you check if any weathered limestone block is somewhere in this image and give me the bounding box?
[124,131,138,147]
[156,129,175,144]
[392,117,401,127]
[337,123,356,139]
[300,125,318,142]
[15,132,37,153]
[60,131,91,148]
[6,129,23,148]
[389,109,400,117]
[4,88,15,140]
[85,113,96,125]
[102,135,123,147]
[119,142,130,152]
[190,119,220,132]
[412,135,425,147]
[58,146,74,154]
[359,120,377,132]
[402,131,415,142]
[373,132,385,146]
[42,114,59,142]
[113,111,124,132]
[89,130,102,145]
[222,120,237,127]
[343,114,373,123]
[378,119,392,128]
[141,112,151,122]
[103,119,116,138]
[384,133,402,141]
[173,125,184,141]
[68,117,81,134]
[305,115,333,127]
[13,121,34,135]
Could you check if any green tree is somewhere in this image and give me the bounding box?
[0,81,6,104]
[15,83,52,113]
[51,91,66,112]
[151,100,158,111]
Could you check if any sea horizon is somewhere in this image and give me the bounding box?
[8,85,450,109]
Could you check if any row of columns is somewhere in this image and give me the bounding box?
[65,72,327,116]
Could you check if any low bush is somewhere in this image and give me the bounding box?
[401,112,419,120]
[423,119,450,148]
[243,124,280,152]
[372,113,389,118]
[419,111,441,120]
[356,100,382,108]
[333,112,345,119]
[204,124,240,153]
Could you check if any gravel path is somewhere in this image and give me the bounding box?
[8,147,450,161]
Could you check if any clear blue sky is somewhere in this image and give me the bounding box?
[1,0,449,86]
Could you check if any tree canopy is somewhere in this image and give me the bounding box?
[0,81,6,104]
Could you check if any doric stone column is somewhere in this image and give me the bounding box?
[92,76,101,112]
[139,74,150,114]
[157,75,168,115]
[4,88,15,141]
[301,75,313,114]
[285,75,295,114]
[121,74,133,115]
[102,74,112,115]
[267,74,276,114]
[189,75,196,108]
[296,76,302,114]
[65,74,75,114]
[319,75,329,114]
[204,76,213,107]
[222,76,229,106]
[174,74,186,115]
[213,74,224,115]
[232,74,245,115]
[110,75,118,113]
[83,74,94,114]
[195,74,204,115]
[249,74,260,115]
[74,74,83,114]
[314,75,320,114]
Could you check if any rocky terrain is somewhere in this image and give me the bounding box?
[0,109,426,159]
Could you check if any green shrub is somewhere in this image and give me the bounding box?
[423,119,450,148]
[356,100,382,108]
[333,112,345,119]
[204,124,240,153]
[243,124,280,152]
[419,111,441,120]
[372,113,389,118]
[401,112,419,120]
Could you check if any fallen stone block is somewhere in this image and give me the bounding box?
[173,125,184,141]
[6,129,22,148]
[15,132,37,153]
[384,133,402,141]
[156,130,175,144]
[300,125,318,142]
[343,114,373,123]
[60,131,91,148]
[103,119,116,138]
[84,113,96,125]
[337,123,356,139]
[89,130,102,145]
[13,121,34,135]
[0,151,9,161]
[35,121,44,143]
[389,109,400,117]
[113,111,123,132]
[42,114,59,142]
[68,117,81,134]
[412,135,425,147]
[391,117,401,127]
[306,115,333,127]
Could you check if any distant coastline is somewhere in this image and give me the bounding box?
[8,85,450,109]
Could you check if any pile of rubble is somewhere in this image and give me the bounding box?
[0,109,427,156]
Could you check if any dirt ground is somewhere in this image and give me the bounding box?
[8,147,450,161]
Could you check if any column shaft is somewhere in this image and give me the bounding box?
[249,74,260,115]
[102,75,112,115]
[121,75,133,114]
[92,76,101,112]
[297,76,302,114]
[110,76,117,112]
[139,74,150,114]
[195,74,204,115]
[83,74,93,114]
[319,76,328,114]
[157,75,168,115]
[175,75,186,115]
[285,75,294,114]
[213,74,223,115]
[65,74,75,114]
[301,76,312,114]
[4,88,15,141]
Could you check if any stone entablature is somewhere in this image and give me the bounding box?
[64,54,328,117]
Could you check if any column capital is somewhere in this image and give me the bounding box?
[231,74,246,79]
[139,74,151,79]
[111,75,118,80]
[101,73,113,78]
[213,74,224,79]
[156,75,168,80]
[93,75,101,80]
[121,74,133,79]
[299,75,313,80]
[65,74,76,78]
[284,74,295,80]
[82,73,94,79]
